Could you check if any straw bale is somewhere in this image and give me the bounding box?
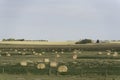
[20,61,27,66]
[44,58,50,63]
[37,63,46,69]
[58,65,68,72]
[113,52,118,57]
[73,54,77,59]
[50,61,58,67]
[56,54,60,58]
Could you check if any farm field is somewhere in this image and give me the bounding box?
[0,42,120,80]
[0,74,120,80]
[0,41,75,45]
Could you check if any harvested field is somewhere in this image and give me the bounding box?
[0,42,120,79]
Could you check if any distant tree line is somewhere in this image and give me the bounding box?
[75,39,92,44]
[75,39,100,44]
[2,38,48,42]
[2,38,24,41]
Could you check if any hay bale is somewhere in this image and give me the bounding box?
[39,53,42,56]
[42,52,45,54]
[33,51,36,54]
[107,52,111,56]
[55,51,58,54]
[61,51,64,54]
[50,61,58,67]
[23,49,26,51]
[73,54,77,59]
[106,50,111,52]
[34,53,38,56]
[20,61,27,66]
[44,58,50,63]
[37,63,46,69]
[58,65,68,73]
[6,53,11,57]
[113,52,118,57]
[78,51,81,54]
[98,52,102,55]
[56,54,60,58]
[72,61,77,64]
[15,49,18,52]
[18,51,21,54]
[22,52,26,55]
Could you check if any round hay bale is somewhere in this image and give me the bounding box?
[39,53,42,56]
[55,51,58,54]
[22,52,26,55]
[56,54,60,58]
[34,53,38,56]
[98,52,102,55]
[113,52,118,57]
[73,54,77,59]
[42,52,45,54]
[15,49,18,52]
[107,52,111,56]
[33,51,36,54]
[72,61,77,64]
[50,61,58,67]
[61,51,64,54]
[44,58,50,63]
[58,65,68,73]
[37,63,46,69]
[23,49,26,51]
[6,53,11,57]
[18,51,21,54]
[106,50,111,52]
[20,61,27,66]
[79,51,81,54]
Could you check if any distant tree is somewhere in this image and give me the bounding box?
[96,40,100,43]
[7,38,15,41]
[2,38,15,41]
[16,39,24,41]
[75,39,92,44]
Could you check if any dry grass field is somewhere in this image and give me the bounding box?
[0,41,75,45]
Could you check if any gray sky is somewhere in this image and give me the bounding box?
[0,0,120,41]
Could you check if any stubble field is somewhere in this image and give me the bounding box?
[0,41,120,80]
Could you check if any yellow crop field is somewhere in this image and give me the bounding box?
[0,41,75,45]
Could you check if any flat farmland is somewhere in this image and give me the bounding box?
[0,42,120,80]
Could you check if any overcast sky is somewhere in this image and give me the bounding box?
[0,0,120,41]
